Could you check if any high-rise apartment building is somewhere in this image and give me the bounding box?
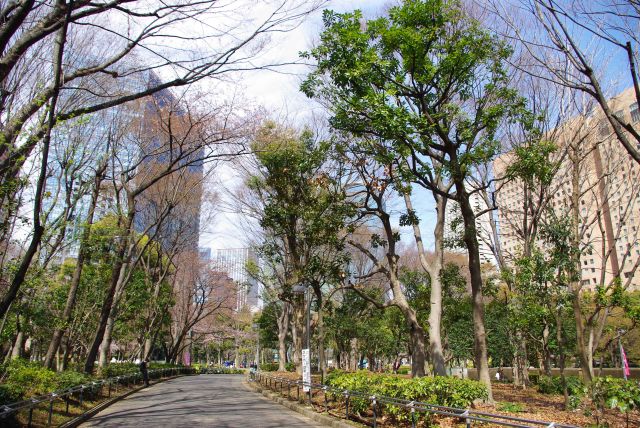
[443,185,498,266]
[494,88,640,290]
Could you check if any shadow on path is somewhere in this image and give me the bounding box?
[81,375,324,427]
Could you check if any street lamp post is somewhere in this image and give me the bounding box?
[293,284,311,400]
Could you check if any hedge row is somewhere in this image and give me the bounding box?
[260,362,296,372]
[0,359,183,405]
[0,359,91,404]
[324,370,487,422]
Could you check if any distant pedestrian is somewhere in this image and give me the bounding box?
[140,358,150,387]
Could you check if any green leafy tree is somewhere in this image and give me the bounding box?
[249,121,352,373]
[301,0,529,399]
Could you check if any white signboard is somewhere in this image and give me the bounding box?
[302,348,311,392]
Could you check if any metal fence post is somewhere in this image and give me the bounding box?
[324,386,328,413]
[27,403,34,428]
[371,395,377,428]
[48,396,54,426]
[462,409,471,428]
[410,401,416,428]
[344,391,349,420]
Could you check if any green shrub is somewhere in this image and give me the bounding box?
[588,377,640,418]
[537,375,584,397]
[0,384,21,404]
[325,370,487,422]
[98,362,181,378]
[56,370,92,390]
[201,366,244,374]
[259,362,294,372]
[396,367,410,375]
[0,359,91,404]
[0,359,57,401]
[99,362,140,378]
[497,401,526,413]
[260,363,279,372]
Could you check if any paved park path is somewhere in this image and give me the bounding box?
[81,374,325,427]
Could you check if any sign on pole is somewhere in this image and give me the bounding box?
[302,348,311,392]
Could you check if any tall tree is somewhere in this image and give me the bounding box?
[0,0,322,321]
[302,0,528,398]
[248,122,351,373]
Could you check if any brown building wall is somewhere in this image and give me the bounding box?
[494,88,640,291]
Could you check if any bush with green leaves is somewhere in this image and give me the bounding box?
[259,362,295,372]
[0,359,91,404]
[537,375,584,397]
[587,377,640,425]
[99,361,181,378]
[201,366,244,374]
[325,370,487,422]
[260,362,279,372]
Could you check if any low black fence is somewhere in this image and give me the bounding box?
[252,371,580,428]
[0,367,195,427]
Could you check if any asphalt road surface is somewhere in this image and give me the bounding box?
[80,374,325,427]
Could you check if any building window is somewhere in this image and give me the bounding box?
[599,121,609,137]
[631,103,640,122]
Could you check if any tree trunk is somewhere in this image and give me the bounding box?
[569,153,593,384]
[456,180,493,401]
[404,192,447,376]
[44,164,104,369]
[277,302,290,372]
[0,1,70,321]
[555,306,569,409]
[349,338,358,371]
[292,297,304,375]
[406,308,426,377]
[11,330,25,359]
[84,247,126,373]
[84,205,135,374]
[317,300,327,382]
[542,321,552,376]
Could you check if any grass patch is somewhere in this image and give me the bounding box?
[497,401,527,413]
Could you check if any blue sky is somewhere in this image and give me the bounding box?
[200,0,442,252]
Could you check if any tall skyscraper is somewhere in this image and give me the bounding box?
[207,248,261,312]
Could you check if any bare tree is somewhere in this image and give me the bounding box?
[0,0,323,321]
[84,95,252,373]
[491,0,640,164]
